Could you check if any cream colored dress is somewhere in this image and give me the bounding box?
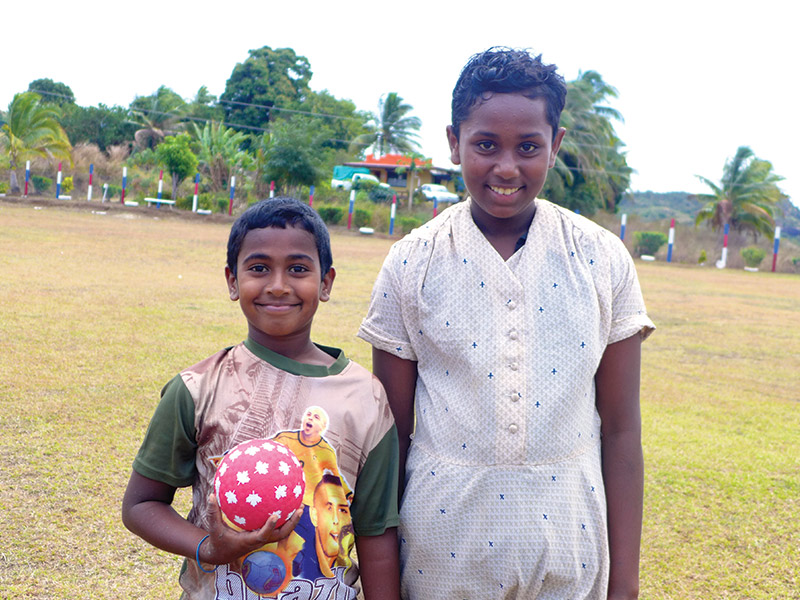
[359,199,654,599]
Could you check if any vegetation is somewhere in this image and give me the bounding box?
[633,231,668,256]
[1,203,797,598]
[740,245,767,268]
[694,146,784,243]
[156,133,198,200]
[351,92,422,157]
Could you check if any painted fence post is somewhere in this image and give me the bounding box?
[309,185,314,207]
[772,226,781,273]
[716,223,730,269]
[433,196,439,218]
[389,194,397,235]
[228,176,236,216]
[270,181,275,199]
[620,213,627,241]
[120,167,127,205]
[24,161,30,196]
[87,164,94,201]
[156,169,164,208]
[56,162,62,198]
[667,218,675,263]
[347,189,355,230]
[192,173,199,213]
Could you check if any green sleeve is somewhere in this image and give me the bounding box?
[349,424,400,537]
[131,375,198,488]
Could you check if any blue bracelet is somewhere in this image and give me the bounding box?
[196,534,218,573]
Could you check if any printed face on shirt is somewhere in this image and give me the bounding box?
[225,225,334,351]
[311,481,351,562]
[447,93,565,225]
[301,406,328,444]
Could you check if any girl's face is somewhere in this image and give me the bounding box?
[447,93,564,225]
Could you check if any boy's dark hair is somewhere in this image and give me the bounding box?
[226,197,333,278]
[451,47,567,141]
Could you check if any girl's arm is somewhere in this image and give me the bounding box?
[372,348,417,499]
[595,334,644,600]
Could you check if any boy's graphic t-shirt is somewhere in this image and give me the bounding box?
[133,339,399,600]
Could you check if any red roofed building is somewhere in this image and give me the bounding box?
[343,153,462,201]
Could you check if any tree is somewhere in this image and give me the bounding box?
[264,116,328,195]
[192,121,251,193]
[186,85,223,124]
[0,92,71,193]
[61,104,137,151]
[130,86,187,149]
[351,92,421,157]
[543,71,631,214]
[27,78,75,106]
[156,133,198,200]
[220,46,312,133]
[302,90,370,152]
[694,146,783,242]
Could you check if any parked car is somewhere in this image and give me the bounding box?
[417,183,460,203]
[331,166,389,191]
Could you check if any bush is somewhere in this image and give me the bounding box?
[353,208,372,229]
[633,231,668,256]
[0,181,8,194]
[61,176,74,195]
[740,246,766,268]
[104,184,122,199]
[316,205,344,225]
[368,186,395,204]
[32,175,52,194]
[698,250,707,264]
[399,216,423,234]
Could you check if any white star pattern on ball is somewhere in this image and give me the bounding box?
[236,471,251,485]
[218,463,228,476]
[293,484,302,498]
[270,510,283,520]
[255,461,269,475]
[234,515,246,526]
[274,485,287,500]
[246,492,263,507]
[278,461,290,476]
[276,445,289,455]
[229,449,242,461]
[244,445,261,456]
[225,490,238,504]
[263,442,275,451]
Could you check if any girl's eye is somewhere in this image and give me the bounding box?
[477,141,495,151]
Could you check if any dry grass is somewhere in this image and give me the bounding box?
[0,201,797,599]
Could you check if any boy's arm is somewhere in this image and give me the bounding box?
[595,333,644,600]
[372,348,417,498]
[355,528,400,600]
[122,470,302,566]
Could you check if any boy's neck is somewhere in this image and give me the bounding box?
[470,201,536,261]
[248,330,336,367]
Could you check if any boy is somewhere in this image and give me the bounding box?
[358,48,654,599]
[123,197,401,600]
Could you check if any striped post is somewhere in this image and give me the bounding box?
[228,175,235,216]
[24,160,30,196]
[56,162,62,198]
[717,223,730,269]
[156,169,163,207]
[269,180,275,199]
[308,185,315,207]
[102,183,108,202]
[772,226,781,272]
[192,173,199,213]
[389,193,397,235]
[620,213,627,241]
[667,218,675,263]
[87,164,94,201]
[347,189,355,230]
[433,196,439,218]
[120,167,127,204]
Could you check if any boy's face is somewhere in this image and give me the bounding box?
[225,225,334,350]
[447,93,565,223]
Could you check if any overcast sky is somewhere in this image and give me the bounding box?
[3,0,797,206]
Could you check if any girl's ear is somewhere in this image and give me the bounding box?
[225,266,239,301]
[319,267,336,302]
[446,125,461,165]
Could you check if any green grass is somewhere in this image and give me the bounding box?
[0,201,797,599]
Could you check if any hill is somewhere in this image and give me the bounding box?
[620,191,800,238]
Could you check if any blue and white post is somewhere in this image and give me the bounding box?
[228,175,235,216]
[347,189,355,230]
[56,162,62,198]
[667,218,675,263]
[389,193,397,235]
[772,226,781,272]
[87,164,94,201]
[192,173,199,213]
[120,167,128,205]
[716,223,730,269]
[156,169,164,208]
[308,185,315,207]
[620,213,627,241]
[24,160,30,196]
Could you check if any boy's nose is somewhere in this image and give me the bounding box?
[493,151,520,178]
[267,273,290,294]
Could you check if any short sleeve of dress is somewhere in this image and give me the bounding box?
[132,375,198,488]
[358,241,417,361]
[604,233,656,344]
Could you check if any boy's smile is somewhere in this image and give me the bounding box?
[447,93,565,230]
[225,225,334,355]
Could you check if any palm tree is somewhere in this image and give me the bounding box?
[351,92,421,157]
[192,121,251,193]
[0,92,71,193]
[694,146,783,242]
[130,86,187,150]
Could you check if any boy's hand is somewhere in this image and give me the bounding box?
[200,494,304,566]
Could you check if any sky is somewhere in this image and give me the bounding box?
[3,0,798,206]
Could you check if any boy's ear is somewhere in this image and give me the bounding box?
[446,125,461,165]
[319,267,336,302]
[549,127,567,169]
[225,266,239,301]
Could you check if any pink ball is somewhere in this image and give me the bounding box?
[214,439,306,531]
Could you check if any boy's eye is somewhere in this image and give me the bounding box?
[477,141,495,151]
[249,264,268,273]
[289,265,310,274]
[519,142,538,153]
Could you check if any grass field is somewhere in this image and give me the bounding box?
[1,201,797,599]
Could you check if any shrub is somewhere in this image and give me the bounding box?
[32,175,52,194]
[316,205,344,225]
[353,208,372,229]
[104,184,122,199]
[698,249,707,264]
[368,186,395,204]
[61,176,74,195]
[633,231,668,256]
[740,246,766,268]
[0,181,8,194]
[399,216,423,234]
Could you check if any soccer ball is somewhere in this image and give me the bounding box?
[242,550,287,596]
[214,439,305,531]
